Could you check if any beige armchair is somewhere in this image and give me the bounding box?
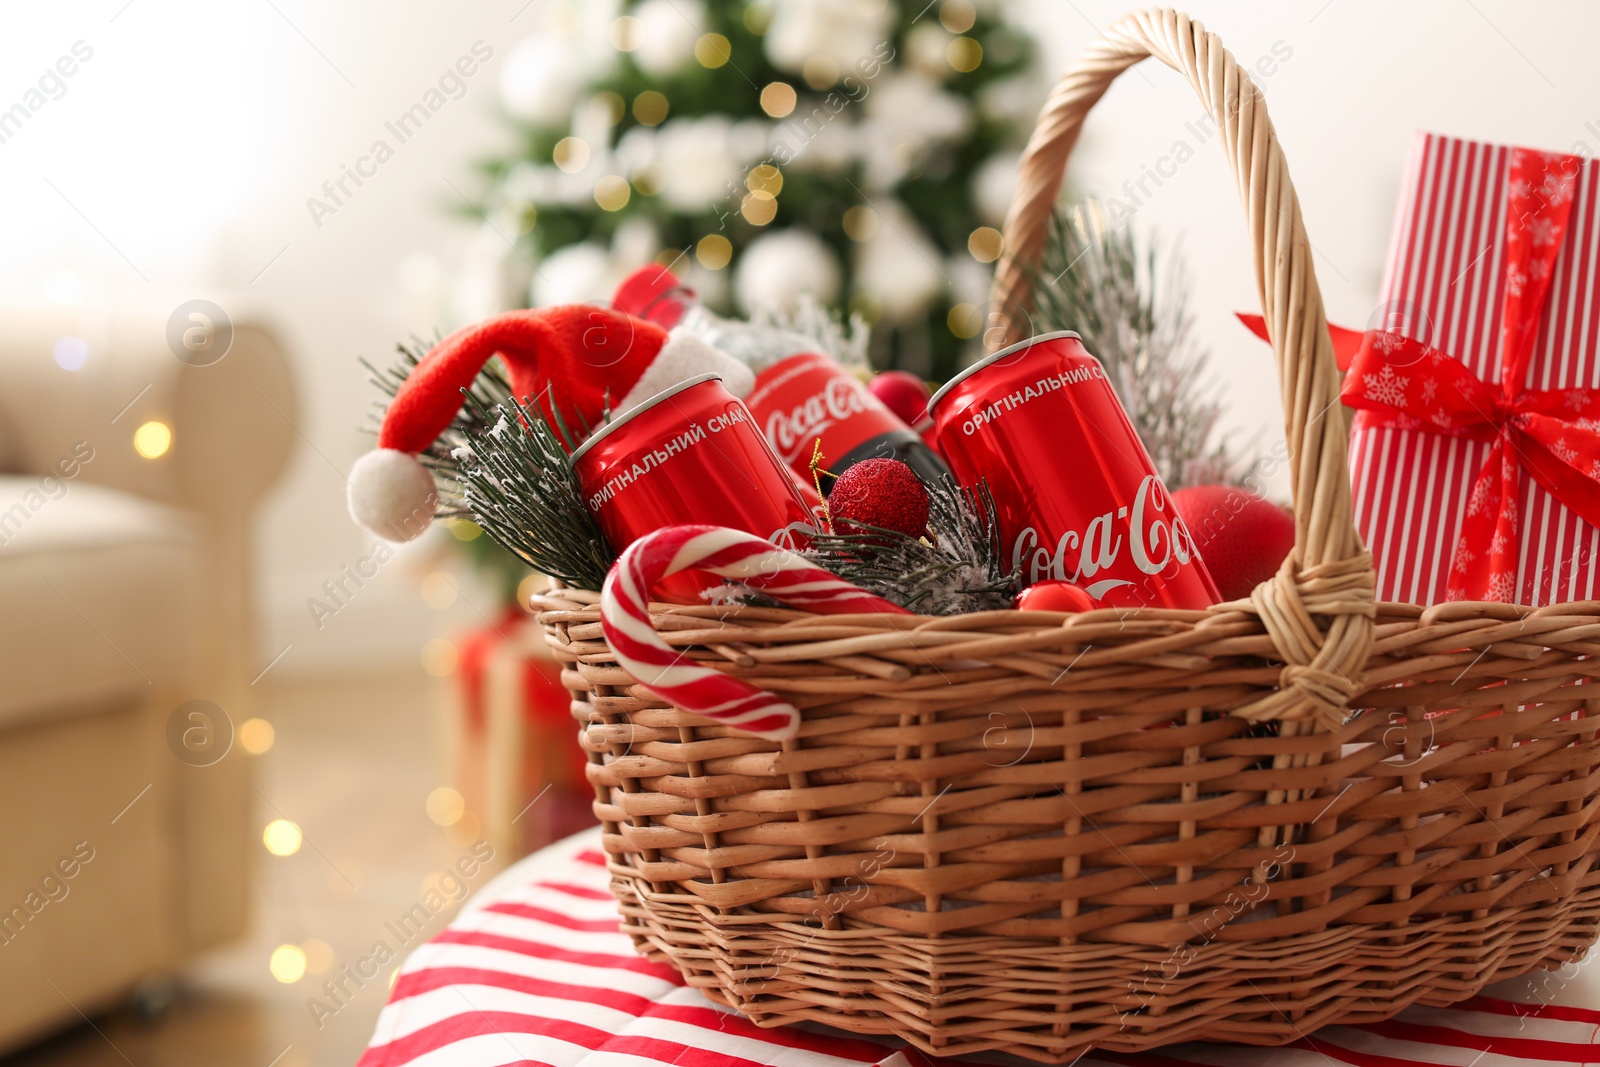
[0,299,296,1053]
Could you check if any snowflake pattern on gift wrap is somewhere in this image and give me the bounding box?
[1539,168,1576,206]
[1490,530,1510,554]
[1529,216,1561,247]
[1374,329,1408,355]
[1552,439,1579,464]
[1530,258,1552,282]
[1421,378,1439,404]
[1506,266,1528,297]
[1486,571,1518,602]
[1453,542,1475,567]
[1590,459,1600,479]
[1363,364,1410,407]
[1467,479,1491,516]
[1566,391,1590,413]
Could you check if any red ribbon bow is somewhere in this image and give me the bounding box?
[1243,147,1590,602]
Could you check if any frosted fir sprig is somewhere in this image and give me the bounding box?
[1030,200,1245,488]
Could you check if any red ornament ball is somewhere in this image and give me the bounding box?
[828,458,930,539]
[1014,580,1098,613]
[1171,485,1295,601]
[868,370,933,427]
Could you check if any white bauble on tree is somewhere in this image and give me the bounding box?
[854,200,944,320]
[655,117,744,212]
[530,242,611,308]
[631,0,705,78]
[764,0,893,75]
[973,152,1020,226]
[735,229,841,314]
[500,37,586,125]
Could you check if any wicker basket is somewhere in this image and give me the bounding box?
[534,9,1600,1061]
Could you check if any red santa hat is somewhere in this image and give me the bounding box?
[348,304,754,541]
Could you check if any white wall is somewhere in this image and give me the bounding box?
[3,0,1597,673]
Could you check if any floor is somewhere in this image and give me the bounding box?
[1,667,497,1067]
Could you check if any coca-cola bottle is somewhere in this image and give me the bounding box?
[613,266,948,492]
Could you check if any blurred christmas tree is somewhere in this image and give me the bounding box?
[458,0,1043,382]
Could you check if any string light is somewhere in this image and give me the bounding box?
[608,16,639,51]
[948,303,982,339]
[843,205,878,241]
[968,226,1002,262]
[696,234,732,270]
[263,819,302,856]
[133,420,172,459]
[694,33,731,68]
[553,136,590,173]
[239,718,275,755]
[269,944,307,983]
[632,91,669,126]
[421,638,458,677]
[939,0,977,33]
[594,175,631,211]
[426,786,465,827]
[759,82,795,118]
[947,37,983,73]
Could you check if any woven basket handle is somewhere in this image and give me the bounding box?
[990,9,1374,729]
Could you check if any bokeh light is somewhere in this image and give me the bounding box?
[263,819,302,856]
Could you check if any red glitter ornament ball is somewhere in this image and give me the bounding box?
[827,458,931,539]
[1014,580,1097,613]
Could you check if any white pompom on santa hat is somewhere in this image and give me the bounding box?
[349,304,754,542]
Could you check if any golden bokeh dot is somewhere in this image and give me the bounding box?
[696,234,733,269]
[742,3,771,34]
[843,205,878,242]
[632,90,669,126]
[427,786,465,826]
[269,944,307,984]
[388,967,401,991]
[741,193,778,226]
[553,136,590,173]
[302,938,334,974]
[420,571,458,610]
[448,519,482,541]
[263,819,302,857]
[968,225,1003,263]
[694,33,731,68]
[239,717,276,755]
[631,164,663,197]
[498,200,536,235]
[947,36,983,73]
[421,638,458,677]
[801,54,838,89]
[444,811,483,847]
[608,15,639,51]
[594,90,625,124]
[594,175,631,211]
[759,82,796,118]
[939,0,977,33]
[133,420,172,459]
[947,302,983,339]
[746,164,783,196]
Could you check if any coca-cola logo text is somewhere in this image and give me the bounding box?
[1011,475,1202,596]
[764,374,887,465]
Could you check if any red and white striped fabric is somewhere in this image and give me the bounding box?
[1350,131,1600,605]
[358,828,1600,1067]
[600,524,909,742]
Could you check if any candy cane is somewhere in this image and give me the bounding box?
[600,525,910,741]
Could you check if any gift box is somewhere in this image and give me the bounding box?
[1343,131,1600,605]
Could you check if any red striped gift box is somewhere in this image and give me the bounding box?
[1346,131,1600,606]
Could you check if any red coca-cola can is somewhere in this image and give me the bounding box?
[747,352,949,491]
[571,374,815,602]
[927,332,1220,610]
